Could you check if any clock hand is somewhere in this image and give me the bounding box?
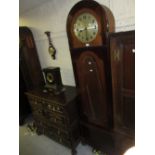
[87,26,97,30]
[85,27,88,41]
[79,28,85,32]
[78,25,87,32]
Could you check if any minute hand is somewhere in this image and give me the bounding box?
[87,26,96,30]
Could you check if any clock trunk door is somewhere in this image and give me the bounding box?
[76,51,109,127]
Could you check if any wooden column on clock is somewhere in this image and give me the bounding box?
[67,0,115,153]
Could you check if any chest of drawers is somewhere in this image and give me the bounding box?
[26,86,80,155]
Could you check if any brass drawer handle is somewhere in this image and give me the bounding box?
[52,107,55,111]
[48,105,51,109]
[57,106,60,111]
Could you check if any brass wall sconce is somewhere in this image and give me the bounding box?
[45,31,56,59]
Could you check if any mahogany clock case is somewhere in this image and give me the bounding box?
[67,0,114,130]
[19,27,45,124]
[42,67,63,92]
[67,0,115,49]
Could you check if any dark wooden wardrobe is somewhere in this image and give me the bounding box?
[19,27,44,125]
[110,31,135,154]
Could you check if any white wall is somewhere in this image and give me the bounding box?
[19,0,135,86]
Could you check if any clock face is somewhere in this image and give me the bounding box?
[73,13,98,43]
[49,46,55,55]
[46,73,54,83]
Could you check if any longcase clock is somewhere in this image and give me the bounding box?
[67,0,115,152]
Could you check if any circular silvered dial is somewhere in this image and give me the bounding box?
[46,73,54,83]
[73,13,98,43]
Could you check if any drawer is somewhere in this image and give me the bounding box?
[48,113,69,126]
[33,110,45,120]
[45,120,70,133]
[34,121,45,134]
[30,100,42,110]
[45,130,71,147]
[27,95,66,115]
[27,96,42,110]
[45,102,65,114]
[32,110,69,129]
[46,126,70,139]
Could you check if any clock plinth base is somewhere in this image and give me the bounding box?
[44,84,66,95]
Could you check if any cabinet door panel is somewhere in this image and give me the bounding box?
[122,96,135,130]
[110,31,135,136]
[122,43,135,90]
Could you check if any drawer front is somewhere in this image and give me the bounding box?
[33,110,46,121]
[45,130,71,147]
[32,109,69,129]
[33,111,65,129]
[35,121,45,134]
[46,125,70,139]
[27,95,42,110]
[48,113,69,125]
[27,95,66,117]
[45,103,64,114]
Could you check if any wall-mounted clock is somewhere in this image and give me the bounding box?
[67,0,115,152]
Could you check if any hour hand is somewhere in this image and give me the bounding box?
[78,28,85,32]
